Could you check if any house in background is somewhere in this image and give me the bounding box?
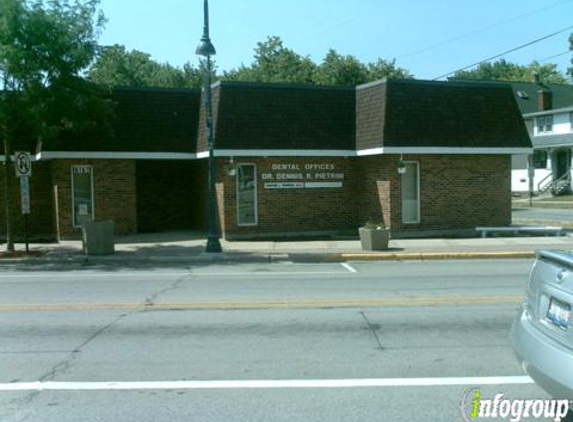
[518,83,573,195]
[451,77,573,195]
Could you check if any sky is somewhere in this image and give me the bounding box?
[97,0,573,81]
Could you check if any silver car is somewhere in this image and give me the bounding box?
[511,249,573,399]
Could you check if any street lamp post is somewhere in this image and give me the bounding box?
[196,0,222,253]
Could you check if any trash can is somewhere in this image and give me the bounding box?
[82,220,115,255]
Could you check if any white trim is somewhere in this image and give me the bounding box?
[27,147,533,162]
[357,147,532,156]
[38,151,199,161]
[356,148,385,156]
[236,163,258,227]
[214,149,353,157]
[0,154,39,162]
[401,161,421,225]
[71,165,95,228]
[524,106,573,118]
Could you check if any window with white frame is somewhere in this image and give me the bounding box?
[401,162,420,224]
[72,165,94,227]
[536,115,553,134]
[236,164,257,226]
[532,150,549,169]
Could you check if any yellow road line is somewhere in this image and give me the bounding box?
[0,296,522,312]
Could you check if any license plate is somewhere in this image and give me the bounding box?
[547,298,571,330]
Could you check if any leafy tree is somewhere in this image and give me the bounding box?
[454,59,569,84]
[223,36,316,84]
[0,0,112,251]
[314,49,369,86]
[367,58,413,80]
[88,44,206,89]
[223,36,412,86]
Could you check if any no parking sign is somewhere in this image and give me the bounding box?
[14,151,32,178]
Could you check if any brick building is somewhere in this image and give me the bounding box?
[0,79,531,241]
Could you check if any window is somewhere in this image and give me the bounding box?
[401,162,420,224]
[532,150,548,169]
[72,165,94,227]
[536,115,553,134]
[237,164,257,226]
[516,91,529,99]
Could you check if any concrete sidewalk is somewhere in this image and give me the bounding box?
[2,230,573,264]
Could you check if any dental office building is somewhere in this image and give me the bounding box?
[0,78,531,241]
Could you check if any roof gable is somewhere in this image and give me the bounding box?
[207,82,356,151]
[356,79,531,150]
[44,87,201,153]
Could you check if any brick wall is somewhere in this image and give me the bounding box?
[356,83,386,151]
[1,154,512,241]
[217,154,512,239]
[51,160,137,238]
[358,154,512,235]
[414,154,512,231]
[218,157,361,239]
[0,161,55,241]
[358,155,401,228]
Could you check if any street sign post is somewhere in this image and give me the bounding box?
[20,176,30,253]
[20,176,30,215]
[15,152,32,253]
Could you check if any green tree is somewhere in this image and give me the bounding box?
[367,58,413,80]
[314,49,369,86]
[224,37,412,86]
[223,36,316,83]
[88,44,206,89]
[454,59,569,84]
[0,0,112,251]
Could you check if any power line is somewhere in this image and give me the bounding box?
[293,0,404,48]
[538,50,571,62]
[432,24,573,80]
[398,0,573,60]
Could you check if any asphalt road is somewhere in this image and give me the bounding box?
[0,260,566,421]
[513,207,573,222]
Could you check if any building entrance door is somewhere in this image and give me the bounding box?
[554,149,571,179]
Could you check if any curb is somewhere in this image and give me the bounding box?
[0,252,291,265]
[0,251,538,265]
[326,251,537,262]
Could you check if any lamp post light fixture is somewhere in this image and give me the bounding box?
[196,0,222,253]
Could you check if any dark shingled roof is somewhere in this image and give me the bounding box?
[356,79,531,150]
[386,79,531,148]
[41,79,531,154]
[207,82,356,151]
[449,78,573,115]
[44,87,201,153]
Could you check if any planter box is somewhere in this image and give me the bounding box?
[359,227,390,251]
[82,220,115,256]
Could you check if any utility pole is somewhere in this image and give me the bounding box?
[2,130,14,252]
[196,0,222,253]
[2,75,15,252]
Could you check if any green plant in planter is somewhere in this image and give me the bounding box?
[359,221,390,251]
[362,221,388,230]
